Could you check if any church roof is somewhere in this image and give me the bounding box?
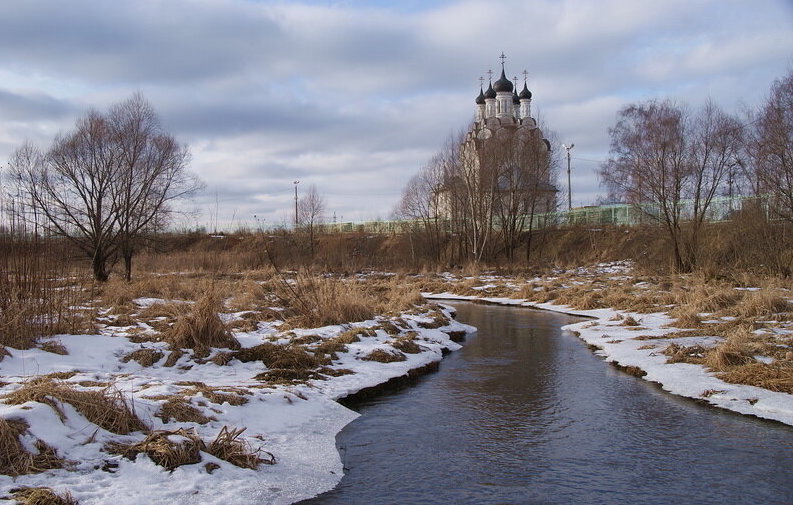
[476,87,486,105]
[519,82,532,100]
[483,82,496,99]
[493,69,513,93]
[512,89,520,105]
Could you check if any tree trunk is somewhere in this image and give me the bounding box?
[92,252,109,282]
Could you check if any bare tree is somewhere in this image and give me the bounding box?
[684,99,742,263]
[394,154,445,262]
[600,99,741,272]
[297,184,325,258]
[491,126,558,262]
[12,113,121,281]
[754,70,793,220]
[9,94,200,281]
[109,93,198,281]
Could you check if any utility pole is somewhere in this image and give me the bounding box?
[293,180,299,227]
[562,143,574,211]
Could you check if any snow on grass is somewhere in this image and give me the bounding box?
[0,304,473,505]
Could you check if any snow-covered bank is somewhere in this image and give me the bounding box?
[0,304,473,505]
[425,292,793,426]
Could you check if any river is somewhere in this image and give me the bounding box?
[296,302,793,505]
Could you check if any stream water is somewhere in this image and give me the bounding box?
[296,302,793,505]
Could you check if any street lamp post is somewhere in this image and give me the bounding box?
[293,180,300,227]
[562,143,574,212]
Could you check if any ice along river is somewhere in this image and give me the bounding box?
[297,302,793,505]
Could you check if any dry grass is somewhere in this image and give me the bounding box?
[164,291,240,358]
[274,271,426,328]
[717,364,793,394]
[235,343,320,370]
[274,272,375,327]
[107,426,273,471]
[704,342,756,370]
[390,333,422,354]
[362,348,406,363]
[206,426,274,469]
[663,343,708,364]
[3,379,147,435]
[0,417,66,477]
[0,235,88,350]
[39,340,68,355]
[106,428,203,471]
[122,348,164,367]
[6,487,78,505]
[668,305,703,328]
[733,290,791,319]
[154,397,215,425]
[176,382,250,406]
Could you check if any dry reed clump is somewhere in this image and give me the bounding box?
[253,368,322,384]
[313,339,348,360]
[0,236,87,349]
[733,290,791,319]
[0,417,65,476]
[6,487,79,505]
[122,348,164,367]
[376,321,402,335]
[704,342,756,370]
[107,426,274,471]
[390,333,422,354]
[106,428,202,471]
[274,272,376,328]
[39,340,68,355]
[206,426,274,469]
[163,292,240,358]
[175,382,250,406]
[675,283,743,313]
[210,351,234,366]
[235,343,320,370]
[154,397,215,425]
[668,305,703,329]
[717,364,793,394]
[3,379,147,435]
[663,343,708,364]
[622,316,640,326]
[163,349,184,367]
[362,348,406,363]
[416,310,449,329]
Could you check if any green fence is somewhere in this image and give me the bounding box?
[314,195,770,235]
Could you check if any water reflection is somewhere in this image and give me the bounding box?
[295,303,793,505]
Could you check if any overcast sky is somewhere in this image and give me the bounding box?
[1,0,791,230]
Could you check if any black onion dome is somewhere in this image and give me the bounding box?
[493,69,513,93]
[512,90,520,105]
[519,83,532,99]
[476,88,485,105]
[483,82,496,99]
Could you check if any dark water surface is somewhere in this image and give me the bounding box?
[297,302,793,505]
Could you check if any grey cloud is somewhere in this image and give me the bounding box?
[0,89,75,121]
[1,0,791,228]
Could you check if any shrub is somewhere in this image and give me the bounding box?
[3,379,147,435]
[164,291,240,357]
